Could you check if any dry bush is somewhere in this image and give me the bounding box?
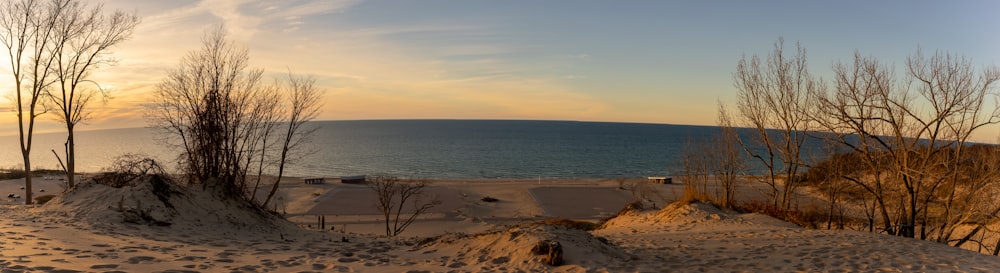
[0,167,26,180]
[677,186,717,206]
[624,179,655,203]
[369,176,441,237]
[616,177,627,190]
[94,154,179,209]
[94,154,170,188]
[532,219,598,231]
[596,201,646,229]
[738,200,827,229]
[34,194,56,205]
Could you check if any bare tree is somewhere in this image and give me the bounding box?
[248,86,282,202]
[261,72,322,208]
[715,105,747,208]
[680,138,711,197]
[903,49,1000,239]
[1,0,62,204]
[368,176,441,237]
[615,177,627,190]
[681,105,747,208]
[731,37,820,210]
[813,51,898,234]
[46,0,138,189]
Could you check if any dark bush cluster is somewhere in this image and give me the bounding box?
[34,194,56,205]
[533,219,598,231]
[94,154,179,208]
[94,154,170,187]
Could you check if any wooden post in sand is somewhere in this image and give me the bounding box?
[317,215,326,229]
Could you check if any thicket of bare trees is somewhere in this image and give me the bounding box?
[149,26,322,207]
[681,105,746,208]
[727,38,1000,249]
[813,49,1000,241]
[1,0,137,204]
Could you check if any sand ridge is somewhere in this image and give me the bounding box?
[3,177,1000,272]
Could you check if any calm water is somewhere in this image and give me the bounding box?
[0,120,746,178]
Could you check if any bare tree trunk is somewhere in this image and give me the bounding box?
[2,0,69,204]
[262,73,321,208]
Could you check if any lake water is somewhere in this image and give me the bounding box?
[0,120,751,178]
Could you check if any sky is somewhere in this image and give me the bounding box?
[3,0,1000,140]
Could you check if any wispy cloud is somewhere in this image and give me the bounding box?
[53,0,618,131]
[140,0,362,41]
[563,54,592,61]
[342,24,481,38]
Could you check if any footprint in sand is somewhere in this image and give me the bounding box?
[90,264,119,269]
[233,265,261,271]
[125,255,156,264]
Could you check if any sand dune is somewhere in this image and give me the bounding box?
[2,177,1000,272]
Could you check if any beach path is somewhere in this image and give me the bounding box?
[304,185,464,216]
[530,187,633,219]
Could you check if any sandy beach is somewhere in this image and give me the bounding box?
[3,176,1000,272]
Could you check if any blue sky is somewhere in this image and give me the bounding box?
[4,0,999,138]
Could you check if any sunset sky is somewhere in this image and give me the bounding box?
[3,0,1000,138]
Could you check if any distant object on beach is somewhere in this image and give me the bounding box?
[647,177,671,184]
[340,175,366,184]
[304,178,326,184]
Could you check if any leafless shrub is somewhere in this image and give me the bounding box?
[677,186,715,205]
[532,219,598,231]
[625,179,655,204]
[92,154,179,210]
[737,200,826,229]
[368,176,441,237]
[94,154,170,188]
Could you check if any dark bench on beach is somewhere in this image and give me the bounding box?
[340,175,366,184]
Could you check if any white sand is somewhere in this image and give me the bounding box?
[2,177,1000,272]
